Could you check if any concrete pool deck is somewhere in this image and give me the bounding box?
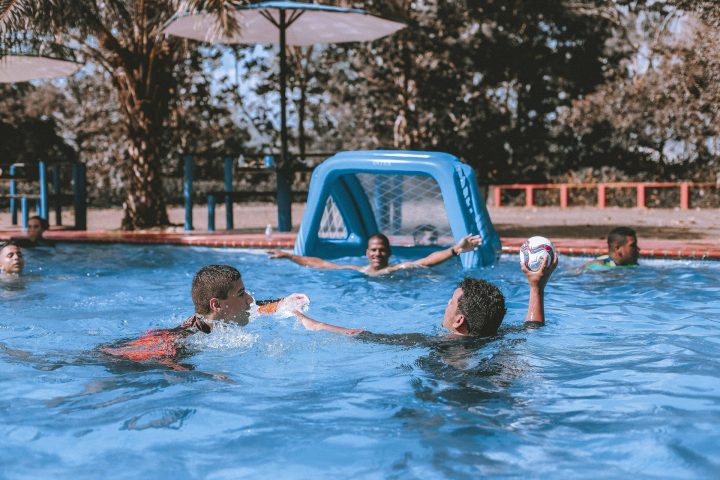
[2,205,719,259]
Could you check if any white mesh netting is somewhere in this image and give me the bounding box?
[318,195,348,239]
[317,173,453,246]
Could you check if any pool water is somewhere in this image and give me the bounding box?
[1,244,719,479]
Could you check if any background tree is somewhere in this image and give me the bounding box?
[0,1,243,229]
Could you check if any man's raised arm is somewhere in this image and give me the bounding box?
[266,250,361,271]
[521,254,558,326]
[411,234,482,268]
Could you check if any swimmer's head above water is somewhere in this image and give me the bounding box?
[0,240,24,275]
[442,277,507,336]
[191,265,254,326]
[365,233,391,270]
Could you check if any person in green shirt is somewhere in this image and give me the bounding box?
[582,227,640,271]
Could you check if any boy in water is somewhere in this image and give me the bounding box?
[267,232,481,276]
[0,240,24,276]
[582,227,640,270]
[101,265,308,367]
[13,216,55,248]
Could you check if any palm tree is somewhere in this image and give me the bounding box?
[0,1,242,229]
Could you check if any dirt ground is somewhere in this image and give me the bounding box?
[1,203,719,240]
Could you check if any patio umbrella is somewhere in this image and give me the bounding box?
[164,1,405,230]
[0,55,81,83]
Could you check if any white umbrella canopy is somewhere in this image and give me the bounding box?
[0,55,81,83]
[165,1,405,231]
[164,1,405,45]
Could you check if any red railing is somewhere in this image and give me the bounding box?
[491,182,717,209]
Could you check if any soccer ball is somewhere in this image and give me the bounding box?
[519,236,556,272]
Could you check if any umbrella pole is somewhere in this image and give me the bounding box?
[276,9,292,232]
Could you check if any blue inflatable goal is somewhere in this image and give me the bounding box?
[295,150,502,268]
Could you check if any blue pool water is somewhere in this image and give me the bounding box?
[1,244,719,479]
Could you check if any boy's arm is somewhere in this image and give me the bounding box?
[293,310,365,336]
[521,254,558,326]
[412,234,481,268]
[267,250,361,271]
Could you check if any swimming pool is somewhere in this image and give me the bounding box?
[1,244,719,478]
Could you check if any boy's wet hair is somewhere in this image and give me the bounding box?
[457,277,507,336]
[607,227,636,248]
[191,265,241,314]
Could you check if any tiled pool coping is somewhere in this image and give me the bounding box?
[2,228,718,260]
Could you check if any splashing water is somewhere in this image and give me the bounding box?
[182,322,258,351]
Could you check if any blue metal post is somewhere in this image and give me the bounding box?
[9,165,17,225]
[207,194,216,232]
[183,155,194,231]
[21,197,28,231]
[277,166,292,232]
[39,160,48,220]
[223,156,234,230]
[72,163,87,230]
[52,163,62,226]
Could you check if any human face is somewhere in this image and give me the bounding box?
[27,219,44,242]
[614,235,640,266]
[215,279,254,325]
[442,287,465,334]
[0,245,24,274]
[365,238,390,269]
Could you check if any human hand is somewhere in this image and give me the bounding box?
[455,234,482,253]
[521,253,558,289]
[267,249,291,259]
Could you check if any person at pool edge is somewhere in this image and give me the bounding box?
[101,264,309,365]
[13,216,55,248]
[267,233,481,276]
[293,253,558,338]
[581,227,640,270]
[0,240,24,276]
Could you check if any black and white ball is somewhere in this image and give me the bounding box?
[519,236,556,272]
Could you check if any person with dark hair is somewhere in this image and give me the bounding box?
[293,254,557,339]
[0,240,24,275]
[582,227,640,270]
[101,265,309,367]
[267,232,481,276]
[13,216,55,248]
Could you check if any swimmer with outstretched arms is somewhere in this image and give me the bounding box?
[267,233,482,276]
[581,226,640,271]
[0,240,24,277]
[101,265,309,368]
[293,254,558,339]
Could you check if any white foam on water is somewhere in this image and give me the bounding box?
[182,322,258,351]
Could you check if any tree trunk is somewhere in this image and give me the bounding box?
[112,50,174,230]
[121,126,170,229]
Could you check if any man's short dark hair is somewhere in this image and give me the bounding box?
[368,233,390,249]
[28,215,49,230]
[608,227,636,248]
[191,265,241,314]
[457,277,506,336]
